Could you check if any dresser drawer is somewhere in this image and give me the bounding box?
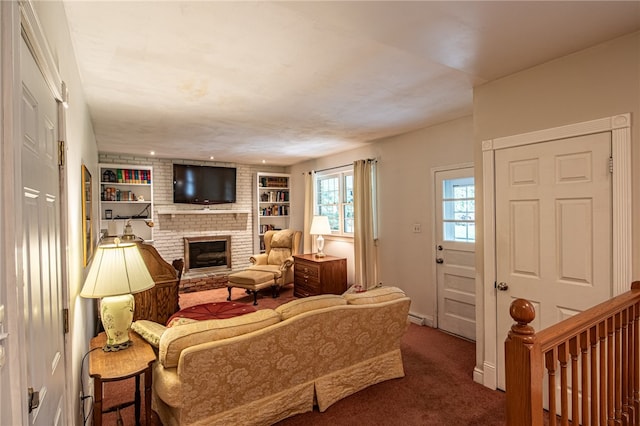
[293,280,318,297]
[295,261,319,279]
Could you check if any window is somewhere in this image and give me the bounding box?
[316,168,353,236]
[442,177,475,242]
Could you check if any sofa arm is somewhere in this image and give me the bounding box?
[249,253,268,265]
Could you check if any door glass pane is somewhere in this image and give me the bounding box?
[442,177,475,242]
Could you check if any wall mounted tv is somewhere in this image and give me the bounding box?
[173,164,237,205]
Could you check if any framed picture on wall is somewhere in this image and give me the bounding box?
[82,165,94,266]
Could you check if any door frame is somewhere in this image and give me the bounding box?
[477,113,632,390]
[431,163,474,331]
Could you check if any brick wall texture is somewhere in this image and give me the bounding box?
[99,154,286,281]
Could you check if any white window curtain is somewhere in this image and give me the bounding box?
[353,159,378,290]
[303,171,315,253]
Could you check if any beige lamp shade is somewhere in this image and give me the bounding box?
[310,216,331,257]
[81,241,154,298]
[310,215,331,236]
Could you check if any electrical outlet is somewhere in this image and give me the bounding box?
[412,223,421,233]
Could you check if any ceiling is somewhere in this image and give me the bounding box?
[62,1,640,166]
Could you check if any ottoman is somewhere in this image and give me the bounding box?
[227,270,279,305]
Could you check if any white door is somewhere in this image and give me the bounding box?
[435,167,476,341]
[495,132,612,390]
[21,37,67,425]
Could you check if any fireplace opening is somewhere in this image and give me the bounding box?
[184,236,231,272]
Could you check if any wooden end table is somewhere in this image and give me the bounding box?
[293,253,347,297]
[89,331,155,426]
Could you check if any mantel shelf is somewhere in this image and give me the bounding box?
[157,208,251,218]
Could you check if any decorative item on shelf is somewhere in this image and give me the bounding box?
[80,238,154,351]
[310,215,331,258]
[102,169,116,183]
[121,220,136,241]
[105,209,112,220]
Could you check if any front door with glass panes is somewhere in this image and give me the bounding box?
[316,168,354,238]
[435,167,476,340]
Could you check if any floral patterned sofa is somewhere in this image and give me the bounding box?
[132,286,411,426]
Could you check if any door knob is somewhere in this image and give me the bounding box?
[496,282,509,291]
[436,258,444,264]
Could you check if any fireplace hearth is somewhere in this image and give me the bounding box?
[184,236,231,272]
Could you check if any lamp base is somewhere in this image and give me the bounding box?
[315,252,326,258]
[103,340,133,352]
[100,294,135,351]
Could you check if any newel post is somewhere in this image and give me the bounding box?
[505,299,544,426]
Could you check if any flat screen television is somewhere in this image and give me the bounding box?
[173,164,237,205]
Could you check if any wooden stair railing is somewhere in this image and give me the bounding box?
[505,281,640,426]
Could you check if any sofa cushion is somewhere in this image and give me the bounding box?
[159,309,281,368]
[343,286,407,305]
[275,294,346,320]
[131,320,167,348]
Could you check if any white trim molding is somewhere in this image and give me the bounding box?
[479,113,632,390]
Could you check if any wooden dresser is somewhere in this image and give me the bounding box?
[133,242,180,324]
[293,254,347,297]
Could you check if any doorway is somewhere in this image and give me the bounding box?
[434,166,476,341]
[481,114,632,391]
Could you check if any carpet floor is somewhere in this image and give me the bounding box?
[97,286,507,425]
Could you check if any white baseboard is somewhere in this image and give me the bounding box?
[408,312,435,327]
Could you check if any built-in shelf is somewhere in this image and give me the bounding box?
[157,208,251,218]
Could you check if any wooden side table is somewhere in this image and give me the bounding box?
[293,254,347,297]
[89,331,155,426]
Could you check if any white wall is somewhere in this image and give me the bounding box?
[289,116,474,323]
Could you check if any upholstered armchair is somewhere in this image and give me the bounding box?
[249,229,302,287]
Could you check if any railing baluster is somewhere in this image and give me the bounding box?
[591,325,600,424]
[580,330,590,426]
[570,336,580,424]
[601,320,609,426]
[622,309,630,425]
[547,349,558,426]
[616,313,623,425]
[608,316,616,425]
[633,301,640,424]
[559,342,569,425]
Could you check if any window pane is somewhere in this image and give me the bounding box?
[443,200,474,221]
[343,204,354,234]
[442,176,475,242]
[344,175,353,203]
[444,221,475,242]
[318,205,339,231]
[317,176,339,205]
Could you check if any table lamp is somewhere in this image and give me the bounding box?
[81,238,154,351]
[310,215,331,258]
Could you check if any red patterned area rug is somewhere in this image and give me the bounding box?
[179,283,297,310]
[166,301,256,326]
